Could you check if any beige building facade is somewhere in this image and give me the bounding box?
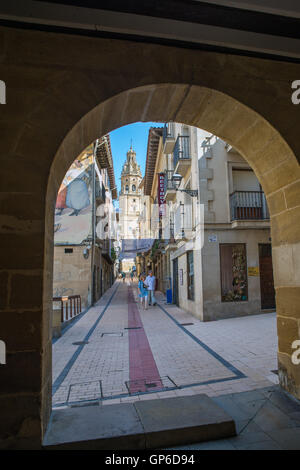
[52,137,117,336]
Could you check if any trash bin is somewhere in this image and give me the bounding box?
[166,288,172,304]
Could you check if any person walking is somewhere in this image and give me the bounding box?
[138,274,148,310]
[145,270,156,306]
[121,271,126,283]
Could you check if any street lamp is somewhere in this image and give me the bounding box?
[171,173,198,197]
[171,173,182,189]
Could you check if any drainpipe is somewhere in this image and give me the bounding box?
[91,143,96,305]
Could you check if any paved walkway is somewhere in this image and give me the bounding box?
[169,385,300,450]
[51,281,300,449]
[52,279,278,407]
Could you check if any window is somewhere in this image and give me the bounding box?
[125,185,129,192]
[132,184,136,192]
[220,244,248,302]
[64,248,73,254]
[187,250,194,301]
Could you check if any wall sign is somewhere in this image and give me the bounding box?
[208,234,217,242]
[248,266,260,276]
[179,268,183,285]
[157,173,166,216]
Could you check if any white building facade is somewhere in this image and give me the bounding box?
[147,123,275,321]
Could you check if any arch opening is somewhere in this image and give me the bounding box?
[44,83,300,438]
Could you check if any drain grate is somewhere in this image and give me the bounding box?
[271,369,278,375]
[101,332,123,337]
[125,376,177,395]
[70,401,100,408]
[124,327,142,330]
[181,323,194,326]
[72,341,89,346]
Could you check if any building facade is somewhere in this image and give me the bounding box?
[141,123,275,321]
[52,135,118,336]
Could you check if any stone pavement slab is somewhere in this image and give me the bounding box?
[43,403,145,450]
[168,386,300,450]
[135,394,236,449]
[43,393,236,450]
[267,428,300,450]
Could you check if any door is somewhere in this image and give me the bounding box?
[173,258,179,306]
[259,244,275,309]
[92,266,97,304]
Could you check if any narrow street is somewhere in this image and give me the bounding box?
[52,280,278,408]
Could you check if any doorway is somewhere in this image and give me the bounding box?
[173,258,179,306]
[259,244,275,310]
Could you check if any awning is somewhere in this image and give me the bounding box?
[120,239,154,259]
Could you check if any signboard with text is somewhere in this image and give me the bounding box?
[248,267,260,276]
[158,173,166,217]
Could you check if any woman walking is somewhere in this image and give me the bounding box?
[138,274,148,310]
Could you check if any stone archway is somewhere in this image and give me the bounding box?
[47,83,300,406]
[1,26,300,448]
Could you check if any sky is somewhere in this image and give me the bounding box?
[110,122,164,196]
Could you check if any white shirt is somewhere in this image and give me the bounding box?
[145,275,156,291]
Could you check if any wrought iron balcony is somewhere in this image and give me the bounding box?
[230,191,269,221]
[95,182,106,202]
[162,122,176,154]
[168,219,176,245]
[173,135,191,176]
[163,170,177,202]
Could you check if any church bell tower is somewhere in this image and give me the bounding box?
[119,145,143,271]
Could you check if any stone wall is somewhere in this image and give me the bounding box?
[0,25,299,448]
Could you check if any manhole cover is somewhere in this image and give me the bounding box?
[125,376,177,395]
[101,332,123,337]
[72,341,89,345]
[67,380,103,403]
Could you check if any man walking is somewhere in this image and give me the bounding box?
[145,270,156,306]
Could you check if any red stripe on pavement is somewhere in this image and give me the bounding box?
[128,286,162,394]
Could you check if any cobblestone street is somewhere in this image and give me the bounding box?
[52,280,278,408]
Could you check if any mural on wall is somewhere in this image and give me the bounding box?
[54,146,94,244]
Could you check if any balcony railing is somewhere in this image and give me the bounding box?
[163,122,175,141]
[164,170,176,196]
[230,191,269,221]
[173,135,191,169]
[53,295,82,323]
[169,219,175,242]
[163,123,176,154]
[95,182,106,202]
